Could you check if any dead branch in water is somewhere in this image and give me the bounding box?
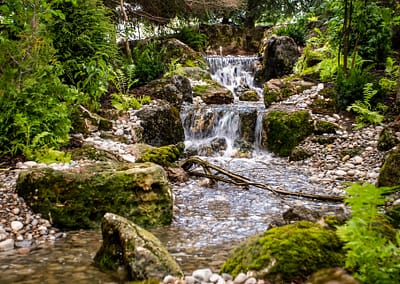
[180,157,344,202]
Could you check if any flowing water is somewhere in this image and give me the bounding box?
[0,56,338,282]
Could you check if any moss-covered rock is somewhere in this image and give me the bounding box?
[192,80,234,105]
[162,38,207,69]
[289,146,313,161]
[314,120,338,135]
[239,90,259,101]
[137,143,185,167]
[220,221,345,283]
[377,126,400,151]
[68,142,124,162]
[378,148,400,187]
[263,79,314,107]
[94,213,183,281]
[16,162,173,229]
[262,110,313,156]
[306,268,359,284]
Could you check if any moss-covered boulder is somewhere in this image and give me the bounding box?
[306,268,359,284]
[220,221,345,283]
[377,126,400,151]
[263,79,314,107]
[94,213,183,281]
[262,110,313,156]
[314,120,338,135]
[16,162,173,229]
[138,75,193,109]
[259,35,300,82]
[239,90,259,102]
[137,143,185,167]
[135,101,184,147]
[378,147,400,187]
[68,142,124,162]
[162,38,207,69]
[192,81,234,105]
[289,146,313,161]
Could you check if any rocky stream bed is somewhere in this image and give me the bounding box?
[0,78,394,283]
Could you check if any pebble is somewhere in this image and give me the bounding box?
[11,221,23,232]
[0,239,14,251]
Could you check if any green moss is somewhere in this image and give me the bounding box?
[314,121,338,135]
[138,143,184,167]
[263,86,292,107]
[239,90,259,102]
[263,110,313,156]
[16,162,173,229]
[192,84,209,94]
[377,127,399,151]
[220,221,345,283]
[289,146,313,161]
[378,149,400,187]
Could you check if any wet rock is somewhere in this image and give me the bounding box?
[94,213,183,281]
[192,81,234,105]
[238,90,259,102]
[220,221,344,283]
[377,126,400,151]
[259,35,300,81]
[16,162,173,229]
[282,206,321,223]
[193,268,213,282]
[135,102,184,147]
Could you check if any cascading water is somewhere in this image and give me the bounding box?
[181,56,265,156]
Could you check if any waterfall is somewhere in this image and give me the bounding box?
[181,56,265,157]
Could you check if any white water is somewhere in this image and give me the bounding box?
[182,56,265,157]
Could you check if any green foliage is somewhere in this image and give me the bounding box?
[379,57,399,95]
[164,58,185,77]
[47,0,118,110]
[176,27,207,51]
[276,22,306,46]
[111,94,151,111]
[346,83,384,129]
[110,64,138,96]
[33,149,71,164]
[0,0,72,157]
[335,67,372,110]
[131,41,166,86]
[337,183,400,283]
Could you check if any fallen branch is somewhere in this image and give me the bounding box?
[180,157,344,202]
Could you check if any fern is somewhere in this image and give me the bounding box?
[337,183,400,283]
[110,64,137,95]
[346,83,383,129]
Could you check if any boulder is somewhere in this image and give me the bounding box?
[220,221,345,283]
[239,109,258,144]
[238,90,259,102]
[263,79,314,107]
[16,162,173,229]
[262,110,313,156]
[378,147,400,187]
[141,75,193,108]
[162,38,207,69]
[306,268,359,284]
[135,101,184,147]
[377,125,400,151]
[314,120,338,135]
[94,213,183,281]
[137,143,185,167]
[192,81,234,105]
[259,35,300,81]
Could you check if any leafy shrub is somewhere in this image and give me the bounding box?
[0,1,72,157]
[337,183,400,283]
[275,17,308,46]
[379,57,399,94]
[111,94,151,111]
[176,27,207,51]
[346,83,384,129]
[110,65,138,96]
[48,0,118,110]
[335,67,372,110]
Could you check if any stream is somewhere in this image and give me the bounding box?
[0,56,340,283]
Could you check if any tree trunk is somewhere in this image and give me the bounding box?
[120,0,132,60]
[397,69,400,103]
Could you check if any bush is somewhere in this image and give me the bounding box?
[335,68,372,110]
[131,41,166,86]
[337,183,400,284]
[0,1,72,157]
[176,27,207,51]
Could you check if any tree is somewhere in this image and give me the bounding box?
[0,0,72,157]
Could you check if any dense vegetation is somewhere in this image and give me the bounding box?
[1,0,400,281]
